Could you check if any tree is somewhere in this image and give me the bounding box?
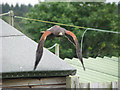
[2,3,10,13]
[23,2,119,58]
[1,3,32,33]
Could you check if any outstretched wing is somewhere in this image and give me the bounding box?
[65,31,85,70]
[34,30,52,70]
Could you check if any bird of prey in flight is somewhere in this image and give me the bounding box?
[34,25,85,70]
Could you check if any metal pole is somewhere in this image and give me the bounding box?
[55,44,59,57]
[9,10,14,26]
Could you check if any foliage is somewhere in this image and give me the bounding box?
[24,2,119,58]
[1,3,32,15]
[1,3,32,33]
[1,2,119,58]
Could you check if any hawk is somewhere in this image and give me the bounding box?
[34,25,85,70]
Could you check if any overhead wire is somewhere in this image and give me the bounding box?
[1,12,120,51]
[80,28,120,53]
[14,16,86,29]
[81,28,89,53]
[0,12,9,17]
[1,12,119,34]
[14,16,120,34]
[47,43,58,50]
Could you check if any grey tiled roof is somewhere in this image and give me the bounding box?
[0,19,76,78]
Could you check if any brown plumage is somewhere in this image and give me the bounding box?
[34,25,85,70]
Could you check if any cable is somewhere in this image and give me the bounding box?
[80,28,120,55]
[0,12,9,17]
[88,28,120,34]
[81,28,89,53]
[0,12,119,34]
[14,16,120,34]
[14,16,86,29]
[14,15,120,54]
[47,43,58,50]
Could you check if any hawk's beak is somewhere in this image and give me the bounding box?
[58,32,63,35]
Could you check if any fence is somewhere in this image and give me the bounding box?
[66,76,118,88]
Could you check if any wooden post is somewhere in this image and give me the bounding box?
[9,10,14,26]
[55,44,59,57]
[112,82,118,88]
[66,76,81,88]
